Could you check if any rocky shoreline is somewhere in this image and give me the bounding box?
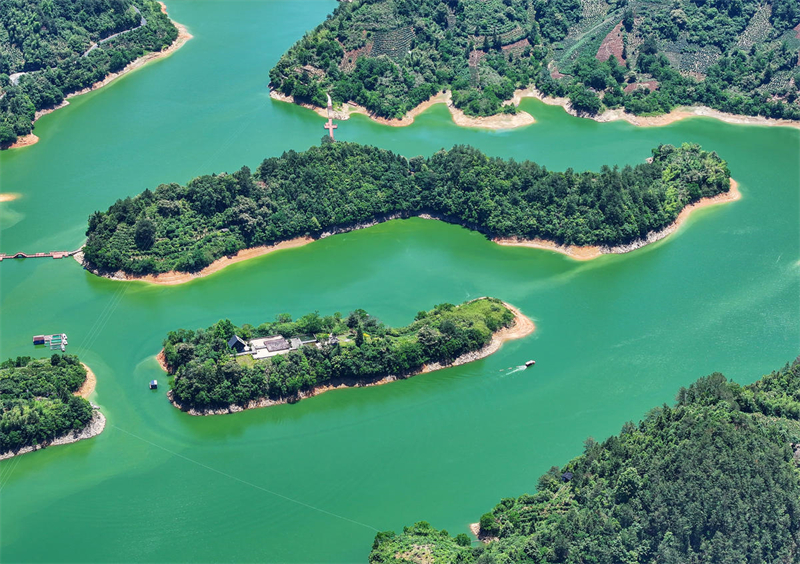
[496,180,741,260]
[270,89,535,129]
[0,410,106,461]
[162,301,534,416]
[271,84,800,131]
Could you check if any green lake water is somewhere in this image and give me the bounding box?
[1,1,798,562]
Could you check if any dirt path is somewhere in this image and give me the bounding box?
[7,3,192,150]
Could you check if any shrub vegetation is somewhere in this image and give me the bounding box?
[270,0,800,121]
[0,354,94,453]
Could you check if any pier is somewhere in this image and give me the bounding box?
[0,250,79,261]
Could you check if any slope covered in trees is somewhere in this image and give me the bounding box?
[163,298,515,413]
[270,0,800,121]
[0,354,94,454]
[370,358,800,563]
[0,0,178,146]
[82,141,731,276]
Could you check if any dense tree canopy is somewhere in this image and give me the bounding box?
[0,0,178,146]
[270,0,800,121]
[164,298,514,412]
[0,354,94,453]
[370,358,800,563]
[83,141,731,275]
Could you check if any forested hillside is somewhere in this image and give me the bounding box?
[82,141,731,275]
[0,354,94,453]
[370,358,800,563]
[270,0,800,120]
[0,0,178,146]
[163,298,515,413]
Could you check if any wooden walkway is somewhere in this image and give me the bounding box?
[0,250,79,261]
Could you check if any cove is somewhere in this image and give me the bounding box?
[0,1,798,563]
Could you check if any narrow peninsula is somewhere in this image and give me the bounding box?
[270,0,800,128]
[370,358,800,563]
[81,141,735,283]
[0,354,105,460]
[160,298,532,415]
[0,0,189,149]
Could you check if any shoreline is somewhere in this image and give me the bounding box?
[164,301,535,416]
[495,179,741,260]
[7,2,192,150]
[74,362,97,398]
[270,89,535,130]
[518,87,800,129]
[81,182,739,284]
[271,83,800,131]
[0,410,106,461]
[469,523,496,544]
[75,237,314,285]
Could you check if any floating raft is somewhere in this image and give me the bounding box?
[33,333,68,350]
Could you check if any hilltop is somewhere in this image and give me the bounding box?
[81,141,733,280]
[269,0,800,122]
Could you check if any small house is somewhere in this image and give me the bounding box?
[561,472,573,482]
[228,335,248,353]
[149,380,158,390]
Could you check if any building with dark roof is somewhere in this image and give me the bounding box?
[228,335,248,353]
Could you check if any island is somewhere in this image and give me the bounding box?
[270,0,800,127]
[159,297,532,415]
[369,357,800,563]
[0,354,105,460]
[0,0,189,149]
[80,141,736,283]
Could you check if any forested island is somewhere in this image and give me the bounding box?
[270,0,800,123]
[0,354,104,459]
[370,357,800,563]
[161,298,529,415]
[81,141,733,279]
[0,0,181,148]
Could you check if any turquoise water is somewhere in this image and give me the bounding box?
[0,1,798,562]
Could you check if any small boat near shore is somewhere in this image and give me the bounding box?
[525,360,536,368]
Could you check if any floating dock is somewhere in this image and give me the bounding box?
[1,250,79,262]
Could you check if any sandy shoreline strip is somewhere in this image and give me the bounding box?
[496,179,741,260]
[74,363,97,398]
[0,410,106,461]
[270,89,535,130]
[272,83,800,131]
[518,87,800,129]
[163,301,534,416]
[85,181,739,284]
[7,3,192,150]
[77,237,313,285]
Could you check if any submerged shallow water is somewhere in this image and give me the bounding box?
[1,1,799,562]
